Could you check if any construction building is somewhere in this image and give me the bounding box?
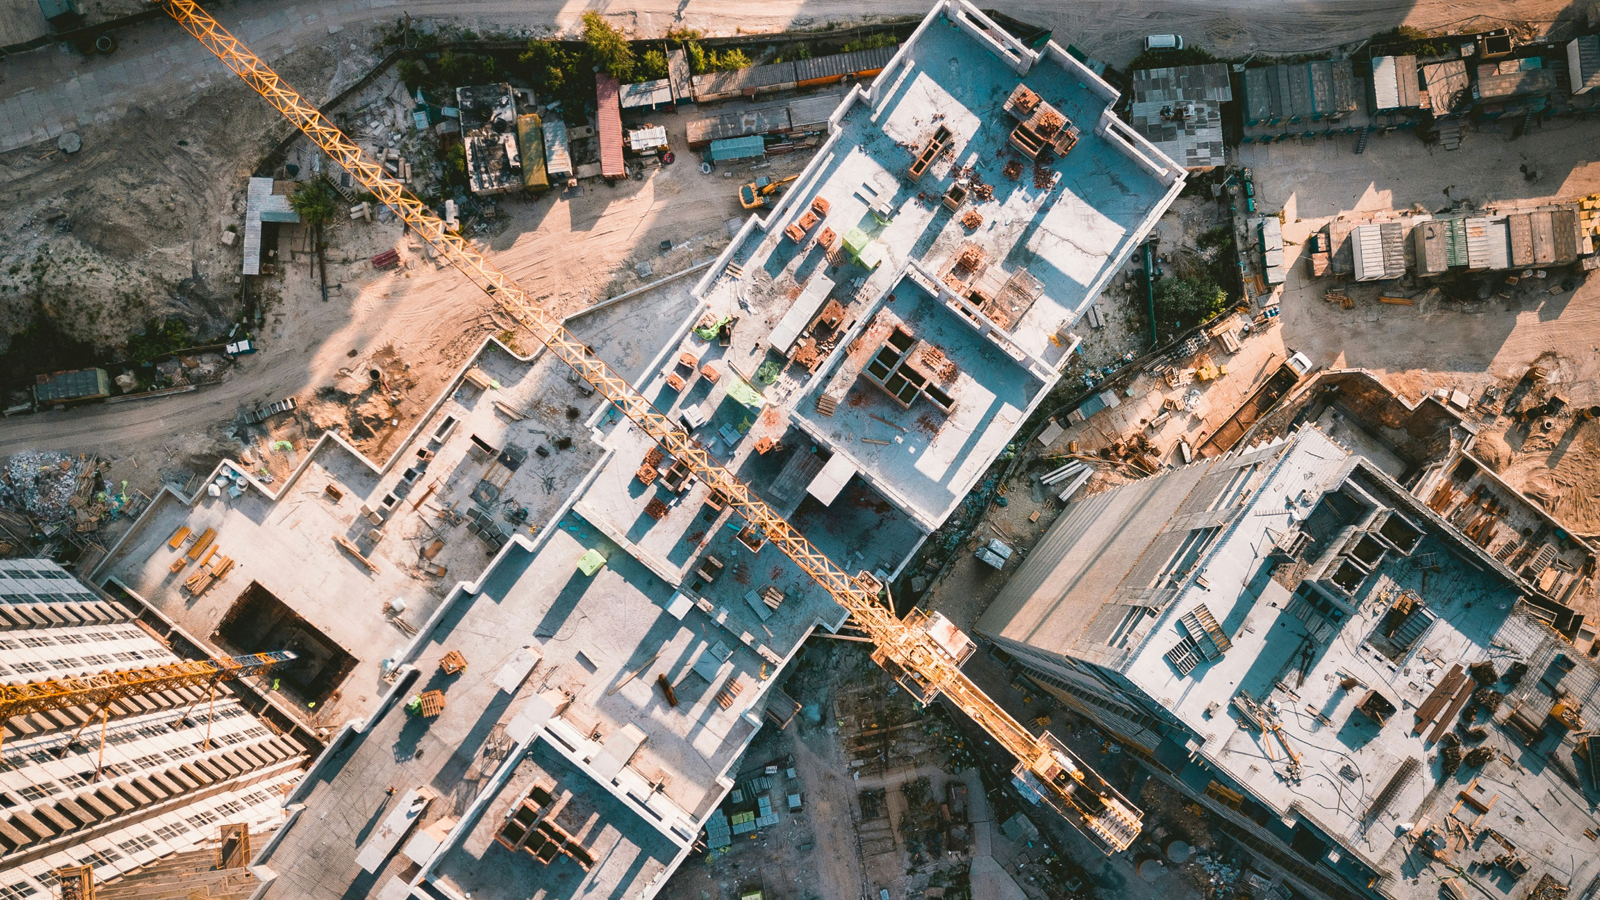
[0,558,307,898]
[1126,64,1233,170]
[90,3,1184,897]
[977,426,1600,900]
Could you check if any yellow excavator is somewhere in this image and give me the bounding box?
[739,174,799,209]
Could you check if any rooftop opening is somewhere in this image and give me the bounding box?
[213,581,356,708]
[1377,511,1423,554]
[1367,591,1435,661]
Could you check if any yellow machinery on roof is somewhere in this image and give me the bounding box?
[149,0,1143,854]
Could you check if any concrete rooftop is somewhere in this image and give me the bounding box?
[1116,430,1600,899]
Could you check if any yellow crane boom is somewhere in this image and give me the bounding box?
[0,650,295,755]
[154,0,1141,853]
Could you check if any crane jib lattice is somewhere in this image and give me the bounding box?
[152,0,1140,852]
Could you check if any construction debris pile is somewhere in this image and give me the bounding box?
[0,451,130,537]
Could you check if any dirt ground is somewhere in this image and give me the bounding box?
[1241,120,1600,535]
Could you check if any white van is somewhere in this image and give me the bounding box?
[1143,34,1184,51]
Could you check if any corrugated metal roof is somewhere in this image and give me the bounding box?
[1475,63,1553,101]
[1380,222,1406,277]
[685,106,791,147]
[1353,224,1386,281]
[1372,57,1402,111]
[1308,60,1332,118]
[787,93,845,132]
[708,135,766,162]
[628,125,668,152]
[1131,64,1233,104]
[1243,68,1273,123]
[1465,217,1492,269]
[1330,59,1359,116]
[1486,219,1511,270]
[35,369,109,403]
[1287,64,1312,120]
[619,78,673,108]
[1445,217,1468,268]
[543,118,572,178]
[794,45,897,84]
[1413,221,1449,274]
[1570,36,1600,94]
[596,73,624,178]
[667,49,693,102]
[692,61,799,100]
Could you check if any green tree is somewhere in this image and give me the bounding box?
[640,49,669,80]
[684,41,707,74]
[396,58,427,88]
[1151,276,1227,335]
[709,48,751,72]
[582,11,635,81]
[289,179,340,226]
[520,39,574,94]
[127,317,191,364]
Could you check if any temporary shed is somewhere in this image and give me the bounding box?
[1352,223,1387,281]
[686,107,791,149]
[1551,208,1580,262]
[1568,36,1600,95]
[1486,218,1511,270]
[628,125,669,154]
[691,62,798,102]
[1371,56,1421,110]
[543,118,573,181]
[667,49,694,104]
[1508,214,1534,267]
[34,368,110,404]
[1464,217,1492,270]
[620,78,674,111]
[596,73,625,179]
[707,136,766,163]
[1413,220,1449,275]
[1530,211,1556,265]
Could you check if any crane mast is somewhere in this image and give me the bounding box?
[153,0,1141,853]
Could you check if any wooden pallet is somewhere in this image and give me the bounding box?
[417,689,446,717]
[439,650,467,675]
[715,678,745,710]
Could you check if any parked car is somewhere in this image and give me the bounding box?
[1144,34,1184,51]
[225,340,256,356]
[1286,351,1316,377]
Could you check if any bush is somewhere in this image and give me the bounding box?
[708,49,752,72]
[396,58,427,88]
[640,49,669,80]
[1152,275,1227,335]
[685,41,707,75]
[842,33,897,52]
[126,317,191,364]
[435,50,499,85]
[582,11,635,81]
[1128,45,1217,72]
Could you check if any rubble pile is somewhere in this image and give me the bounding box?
[0,451,122,535]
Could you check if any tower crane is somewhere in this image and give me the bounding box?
[151,0,1142,853]
[0,651,295,761]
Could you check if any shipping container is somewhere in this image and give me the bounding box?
[34,368,110,404]
[794,45,898,87]
[596,73,624,179]
[708,135,766,163]
[1568,36,1600,94]
[1413,221,1449,275]
[516,114,548,192]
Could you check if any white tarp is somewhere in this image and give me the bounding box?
[806,453,857,505]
